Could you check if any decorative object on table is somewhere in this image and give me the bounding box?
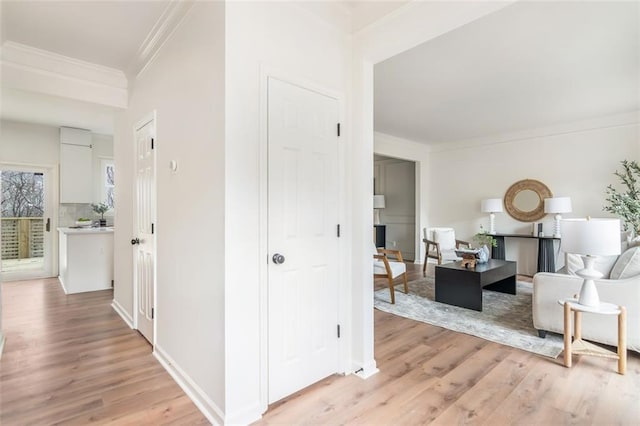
[504,179,552,222]
[561,217,621,307]
[373,194,386,225]
[480,198,503,234]
[603,160,640,239]
[75,218,93,227]
[91,202,109,227]
[473,226,497,264]
[544,196,572,238]
[373,277,564,358]
[454,248,481,268]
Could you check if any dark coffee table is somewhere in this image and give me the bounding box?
[435,259,517,311]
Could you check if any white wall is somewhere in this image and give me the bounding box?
[427,113,639,275]
[374,156,416,260]
[224,2,351,422]
[113,1,226,422]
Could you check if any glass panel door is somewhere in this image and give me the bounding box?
[1,165,54,280]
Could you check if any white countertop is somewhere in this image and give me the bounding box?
[58,227,114,235]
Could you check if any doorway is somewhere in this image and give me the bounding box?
[0,164,55,281]
[373,155,417,261]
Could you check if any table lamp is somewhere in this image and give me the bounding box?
[544,197,572,238]
[373,195,386,225]
[561,217,621,307]
[481,198,503,234]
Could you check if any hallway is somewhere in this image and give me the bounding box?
[0,278,206,424]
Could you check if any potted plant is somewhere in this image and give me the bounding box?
[473,226,497,263]
[92,202,109,227]
[604,160,640,239]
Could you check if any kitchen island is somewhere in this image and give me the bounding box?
[58,227,114,294]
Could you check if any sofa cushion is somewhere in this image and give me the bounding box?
[610,246,640,279]
[565,253,618,278]
[433,228,456,250]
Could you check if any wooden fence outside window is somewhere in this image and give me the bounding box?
[1,218,44,260]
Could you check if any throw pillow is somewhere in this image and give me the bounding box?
[610,246,640,279]
[433,228,456,250]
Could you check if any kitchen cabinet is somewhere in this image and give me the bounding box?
[58,227,113,294]
[60,127,93,203]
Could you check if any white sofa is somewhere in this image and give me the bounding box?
[533,247,640,353]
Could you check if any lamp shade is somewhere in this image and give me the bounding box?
[373,195,386,209]
[481,198,503,213]
[544,197,572,214]
[561,218,621,256]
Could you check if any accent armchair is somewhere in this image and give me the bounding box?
[422,227,471,275]
[373,244,408,304]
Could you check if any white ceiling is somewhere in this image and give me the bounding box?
[1,0,170,71]
[0,0,407,135]
[374,1,640,144]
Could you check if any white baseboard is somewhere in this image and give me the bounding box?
[0,333,5,359]
[354,360,379,379]
[111,300,134,329]
[154,344,225,425]
[58,276,69,294]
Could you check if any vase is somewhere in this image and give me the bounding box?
[99,219,107,227]
[477,245,490,264]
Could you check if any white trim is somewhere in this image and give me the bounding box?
[153,345,224,425]
[0,333,5,359]
[58,276,69,295]
[1,41,127,87]
[354,360,379,379]
[132,0,195,79]
[111,299,134,329]
[259,68,348,412]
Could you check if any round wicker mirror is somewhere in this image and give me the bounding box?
[504,179,552,222]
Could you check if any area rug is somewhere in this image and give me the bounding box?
[374,276,564,358]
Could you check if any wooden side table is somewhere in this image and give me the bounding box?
[559,299,626,374]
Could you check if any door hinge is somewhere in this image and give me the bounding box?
[151,308,155,319]
[151,138,155,149]
[337,224,341,237]
[151,223,155,234]
[337,324,341,338]
[337,123,341,137]
[111,279,114,287]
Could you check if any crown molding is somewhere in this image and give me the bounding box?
[1,41,127,108]
[1,41,127,88]
[129,0,195,79]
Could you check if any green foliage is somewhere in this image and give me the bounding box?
[91,202,109,219]
[474,226,497,248]
[603,160,640,235]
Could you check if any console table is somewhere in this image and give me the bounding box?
[491,233,560,273]
[374,224,386,248]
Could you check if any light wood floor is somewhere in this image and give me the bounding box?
[2,268,639,425]
[0,278,208,425]
[257,264,640,425]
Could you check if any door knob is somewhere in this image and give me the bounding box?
[131,238,140,245]
[272,253,285,264]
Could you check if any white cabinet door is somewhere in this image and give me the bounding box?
[60,143,93,203]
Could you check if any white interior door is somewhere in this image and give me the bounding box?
[268,78,340,403]
[0,164,54,281]
[133,117,156,344]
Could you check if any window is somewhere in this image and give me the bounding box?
[101,159,115,209]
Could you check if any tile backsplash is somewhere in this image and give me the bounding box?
[59,204,113,227]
